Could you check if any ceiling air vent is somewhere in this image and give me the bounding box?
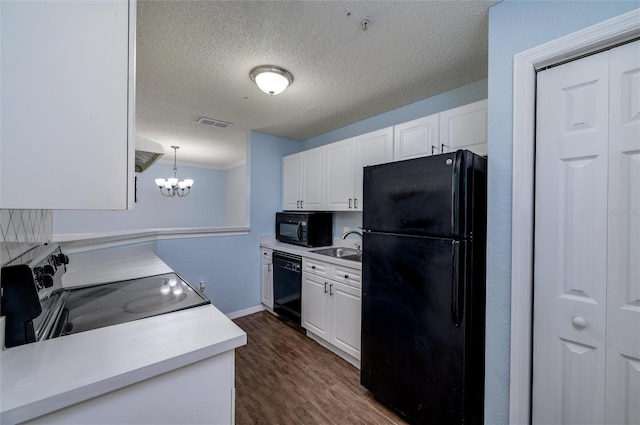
[197,116,232,129]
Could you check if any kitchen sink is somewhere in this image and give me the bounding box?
[311,247,360,262]
[340,254,362,262]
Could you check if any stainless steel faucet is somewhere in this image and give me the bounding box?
[341,230,363,253]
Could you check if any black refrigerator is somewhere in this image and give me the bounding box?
[361,150,487,425]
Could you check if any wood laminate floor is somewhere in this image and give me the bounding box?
[233,311,409,425]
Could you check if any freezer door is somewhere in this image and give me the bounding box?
[363,150,485,238]
[360,232,484,424]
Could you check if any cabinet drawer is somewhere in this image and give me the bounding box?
[331,265,361,288]
[303,258,329,277]
[261,248,272,259]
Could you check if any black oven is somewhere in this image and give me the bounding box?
[275,212,332,247]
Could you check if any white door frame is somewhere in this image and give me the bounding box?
[509,9,640,425]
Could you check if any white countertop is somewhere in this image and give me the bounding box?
[0,244,247,425]
[62,252,172,288]
[260,235,362,270]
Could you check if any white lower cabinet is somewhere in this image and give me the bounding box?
[329,281,361,358]
[302,273,330,339]
[302,258,361,360]
[260,248,273,309]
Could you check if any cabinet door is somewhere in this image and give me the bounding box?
[330,281,361,359]
[325,138,355,211]
[261,258,273,308]
[282,153,301,210]
[302,273,330,340]
[300,147,324,210]
[393,113,440,161]
[0,0,134,209]
[354,127,393,211]
[439,99,488,157]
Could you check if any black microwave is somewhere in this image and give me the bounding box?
[275,212,333,247]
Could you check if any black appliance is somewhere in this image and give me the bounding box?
[275,212,332,247]
[272,251,302,326]
[1,244,210,348]
[361,150,487,424]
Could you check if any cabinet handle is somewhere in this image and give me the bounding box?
[441,143,447,153]
[354,198,358,209]
[348,198,352,208]
[311,265,316,269]
[344,274,349,279]
[431,145,437,155]
[324,282,328,294]
[329,283,333,296]
[300,200,304,209]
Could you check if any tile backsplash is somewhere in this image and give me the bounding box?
[0,209,52,267]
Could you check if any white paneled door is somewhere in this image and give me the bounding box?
[605,40,640,425]
[533,40,640,424]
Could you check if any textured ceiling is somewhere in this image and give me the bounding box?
[136,0,498,169]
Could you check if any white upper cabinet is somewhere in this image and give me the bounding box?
[392,99,488,161]
[282,153,302,210]
[393,113,440,160]
[353,127,393,210]
[282,147,325,210]
[439,99,488,156]
[325,127,393,212]
[300,147,325,210]
[282,100,486,212]
[0,0,136,209]
[325,138,355,211]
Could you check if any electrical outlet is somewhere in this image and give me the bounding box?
[199,281,206,294]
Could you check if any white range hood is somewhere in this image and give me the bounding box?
[135,135,164,173]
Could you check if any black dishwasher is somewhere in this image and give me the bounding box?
[272,251,302,326]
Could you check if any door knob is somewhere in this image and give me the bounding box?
[572,316,587,329]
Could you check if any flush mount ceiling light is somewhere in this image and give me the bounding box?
[154,146,194,197]
[249,65,293,95]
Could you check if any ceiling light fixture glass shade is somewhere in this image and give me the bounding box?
[250,65,293,95]
[155,146,194,197]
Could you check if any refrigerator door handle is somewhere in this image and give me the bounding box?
[451,150,466,235]
[451,241,464,328]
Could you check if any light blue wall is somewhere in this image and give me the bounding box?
[224,163,248,226]
[486,2,638,423]
[53,162,234,232]
[155,132,299,314]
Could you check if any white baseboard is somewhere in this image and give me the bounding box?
[225,304,265,320]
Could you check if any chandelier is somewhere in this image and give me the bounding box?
[154,146,194,197]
